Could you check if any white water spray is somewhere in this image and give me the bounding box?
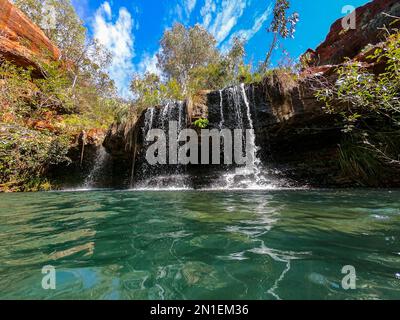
[84,146,110,189]
[219,90,225,130]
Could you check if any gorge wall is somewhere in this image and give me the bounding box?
[103,73,344,189]
[307,0,400,66]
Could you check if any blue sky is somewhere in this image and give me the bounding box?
[71,0,371,97]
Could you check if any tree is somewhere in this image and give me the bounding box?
[130,73,183,110]
[131,29,254,111]
[11,0,122,134]
[15,0,86,62]
[14,0,113,96]
[131,73,162,108]
[263,0,299,70]
[130,25,258,113]
[226,36,246,78]
[157,23,220,94]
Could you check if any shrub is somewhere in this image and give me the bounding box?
[0,125,71,191]
[315,32,400,181]
[193,118,209,129]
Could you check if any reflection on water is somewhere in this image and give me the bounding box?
[0,190,399,300]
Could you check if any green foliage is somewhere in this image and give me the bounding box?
[3,0,123,127]
[0,125,71,192]
[0,60,35,117]
[130,73,184,110]
[315,31,400,181]
[316,33,400,131]
[130,26,262,114]
[15,0,115,106]
[1,1,126,192]
[157,23,220,93]
[299,51,312,70]
[34,62,76,112]
[188,37,249,90]
[337,137,382,186]
[0,60,73,115]
[237,65,263,84]
[1,59,122,128]
[15,0,86,63]
[193,118,209,129]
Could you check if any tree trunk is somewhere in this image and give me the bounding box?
[264,33,278,71]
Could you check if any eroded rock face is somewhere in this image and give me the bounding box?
[0,0,60,73]
[308,0,400,66]
[205,74,344,187]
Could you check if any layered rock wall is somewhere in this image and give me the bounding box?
[0,0,60,74]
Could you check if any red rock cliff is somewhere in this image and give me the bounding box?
[308,0,400,66]
[0,0,60,72]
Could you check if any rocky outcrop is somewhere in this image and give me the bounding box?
[0,0,60,74]
[307,0,400,66]
[205,74,344,187]
[0,1,115,191]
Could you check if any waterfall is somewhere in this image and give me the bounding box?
[219,90,225,130]
[142,107,155,139]
[84,146,110,189]
[175,101,188,177]
[127,83,280,190]
[213,84,272,190]
[161,103,170,130]
[138,107,157,181]
[241,83,265,185]
[134,102,190,190]
[178,101,186,131]
[231,86,244,130]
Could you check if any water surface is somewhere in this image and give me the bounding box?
[0,189,399,300]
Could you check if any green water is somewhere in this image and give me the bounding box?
[0,189,399,300]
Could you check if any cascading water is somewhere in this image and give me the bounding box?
[219,89,225,130]
[146,107,155,131]
[213,84,274,190]
[83,146,111,189]
[134,102,190,190]
[128,84,282,191]
[138,106,156,180]
[240,83,266,186]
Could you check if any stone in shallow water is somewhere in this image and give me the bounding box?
[181,261,225,289]
[307,272,340,289]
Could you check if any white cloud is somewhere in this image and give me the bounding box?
[227,6,272,45]
[173,4,184,21]
[92,1,135,98]
[168,0,197,24]
[185,0,197,16]
[200,0,216,29]
[136,51,162,76]
[201,0,247,44]
[102,2,112,19]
